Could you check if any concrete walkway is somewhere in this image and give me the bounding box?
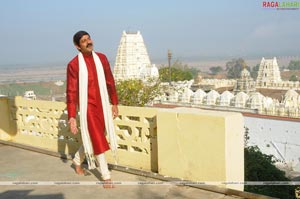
[0,143,273,199]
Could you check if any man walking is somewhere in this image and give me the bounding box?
[66,30,118,188]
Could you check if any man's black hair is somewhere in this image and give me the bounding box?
[73,30,90,46]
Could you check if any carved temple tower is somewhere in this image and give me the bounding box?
[256,57,282,87]
[113,31,158,81]
[233,67,256,94]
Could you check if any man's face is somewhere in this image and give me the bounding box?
[76,34,93,54]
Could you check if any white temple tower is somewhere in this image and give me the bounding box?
[256,57,282,87]
[233,67,256,94]
[113,31,159,81]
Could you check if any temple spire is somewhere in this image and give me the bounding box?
[113,31,158,81]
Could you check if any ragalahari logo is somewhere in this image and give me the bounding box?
[262,1,300,10]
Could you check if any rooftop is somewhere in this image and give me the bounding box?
[0,142,253,199]
[0,97,277,199]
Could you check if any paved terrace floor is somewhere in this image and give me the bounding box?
[0,143,275,199]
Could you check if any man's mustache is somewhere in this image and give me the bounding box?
[86,43,93,48]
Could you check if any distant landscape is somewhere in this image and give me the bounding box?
[0,80,66,101]
[0,65,66,84]
[0,56,298,101]
[179,56,299,71]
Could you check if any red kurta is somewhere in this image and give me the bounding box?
[66,52,118,155]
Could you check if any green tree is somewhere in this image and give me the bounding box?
[226,58,247,79]
[159,67,193,82]
[244,128,296,198]
[289,74,298,81]
[287,60,300,70]
[209,66,223,75]
[159,59,199,82]
[116,79,161,107]
[188,67,201,79]
[250,64,260,79]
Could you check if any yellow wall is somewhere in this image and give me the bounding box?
[7,96,80,154]
[0,97,159,172]
[0,97,245,191]
[157,107,244,191]
[105,105,158,172]
[0,97,12,141]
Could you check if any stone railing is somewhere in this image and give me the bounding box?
[107,104,158,171]
[0,96,244,191]
[0,96,81,156]
[0,96,157,172]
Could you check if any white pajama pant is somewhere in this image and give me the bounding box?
[73,146,111,180]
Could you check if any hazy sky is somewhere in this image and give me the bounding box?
[0,0,299,67]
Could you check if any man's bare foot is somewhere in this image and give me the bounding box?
[72,161,84,175]
[103,179,115,188]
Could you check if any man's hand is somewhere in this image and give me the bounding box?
[68,117,78,134]
[112,105,119,119]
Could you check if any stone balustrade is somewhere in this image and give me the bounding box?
[0,96,244,191]
[158,88,300,118]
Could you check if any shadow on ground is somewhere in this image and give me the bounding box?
[0,190,64,199]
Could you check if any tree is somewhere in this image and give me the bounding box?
[250,64,260,79]
[244,128,296,199]
[172,59,187,70]
[159,59,199,82]
[209,66,223,75]
[188,67,201,79]
[116,79,161,107]
[226,58,247,79]
[287,60,300,70]
[159,67,193,82]
[289,74,298,81]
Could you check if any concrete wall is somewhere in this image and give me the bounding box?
[157,108,244,191]
[0,97,12,141]
[0,97,245,191]
[105,105,158,172]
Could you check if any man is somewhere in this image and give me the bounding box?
[66,30,118,188]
